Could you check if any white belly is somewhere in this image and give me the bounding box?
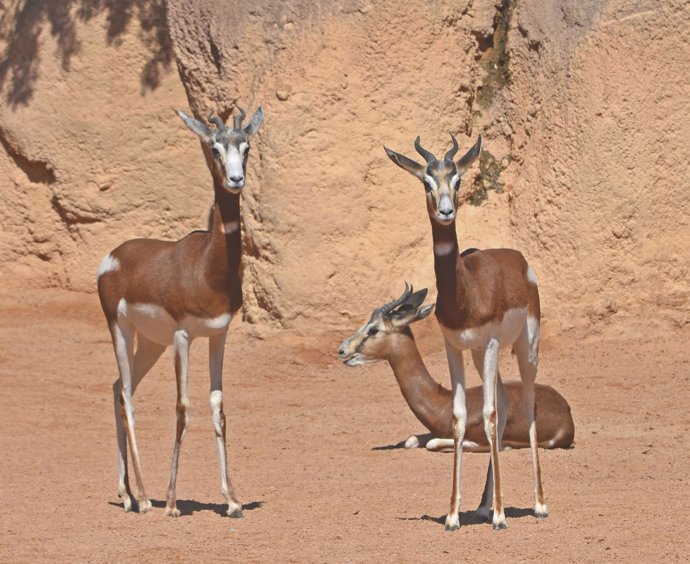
[441,307,528,350]
[118,300,232,345]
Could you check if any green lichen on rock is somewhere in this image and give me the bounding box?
[476,0,514,110]
[469,150,509,206]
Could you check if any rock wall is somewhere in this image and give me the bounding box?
[1,0,687,339]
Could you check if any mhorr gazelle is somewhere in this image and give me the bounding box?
[383,133,546,530]
[338,285,573,513]
[97,106,263,518]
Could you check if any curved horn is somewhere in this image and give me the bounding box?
[382,282,413,313]
[414,136,436,164]
[233,106,247,130]
[444,133,459,161]
[207,112,226,132]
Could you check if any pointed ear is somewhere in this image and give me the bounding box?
[415,303,434,321]
[176,110,213,144]
[243,106,264,138]
[456,134,482,174]
[384,146,425,180]
[406,288,428,310]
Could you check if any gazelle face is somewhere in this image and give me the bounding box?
[176,107,264,194]
[338,308,390,366]
[210,132,251,192]
[384,134,482,225]
[338,285,434,366]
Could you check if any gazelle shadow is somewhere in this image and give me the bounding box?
[108,499,264,516]
[371,441,407,451]
[398,506,535,528]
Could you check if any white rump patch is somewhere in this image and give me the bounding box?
[526,265,538,285]
[97,253,120,280]
[434,241,456,256]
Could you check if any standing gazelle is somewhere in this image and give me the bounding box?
[97,106,263,518]
[384,134,546,530]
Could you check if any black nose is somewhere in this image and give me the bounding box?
[440,208,453,216]
[338,347,345,356]
[229,176,244,183]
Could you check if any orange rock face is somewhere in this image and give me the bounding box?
[1,0,688,338]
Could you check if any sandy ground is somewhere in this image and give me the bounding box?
[1,287,689,563]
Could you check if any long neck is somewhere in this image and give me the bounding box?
[206,181,243,309]
[387,331,452,437]
[431,220,464,325]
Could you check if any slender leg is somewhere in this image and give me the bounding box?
[165,330,192,517]
[209,331,243,518]
[515,322,548,517]
[112,335,166,511]
[472,349,508,521]
[111,320,151,513]
[482,338,507,529]
[444,341,466,531]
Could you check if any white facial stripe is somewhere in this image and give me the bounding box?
[450,174,459,188]
[423,175,438,189]
[239,142,249,154]
[225,145,244,179]
[97,253,120,280]
[213,142,226,161]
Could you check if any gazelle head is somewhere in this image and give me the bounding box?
[338,284,434,366]
[384,134,482,225]
[176,106,264,194]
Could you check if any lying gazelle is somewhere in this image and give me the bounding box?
[97,106,263,517]
[384,133,546,530]
[338,285,573,458]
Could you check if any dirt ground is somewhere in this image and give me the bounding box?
[1,287,689,563]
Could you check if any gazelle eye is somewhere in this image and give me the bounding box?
[368,327,379,336]
[423,180,433,193]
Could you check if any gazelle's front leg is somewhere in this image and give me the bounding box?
[209,331,243,518]
[482,338,507,529]
[165,329,192,517]
[444,341,466,531]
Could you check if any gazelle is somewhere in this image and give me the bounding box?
[384,134,546,530]
[338,285,573,458]
[97,106,264,518]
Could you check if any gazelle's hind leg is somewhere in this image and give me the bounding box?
[113,335,166,511]
[165,330,192,517]
[514,318,548,518]
[471,349,508,523]
[209,331,243,518]
[110,320,153,512]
